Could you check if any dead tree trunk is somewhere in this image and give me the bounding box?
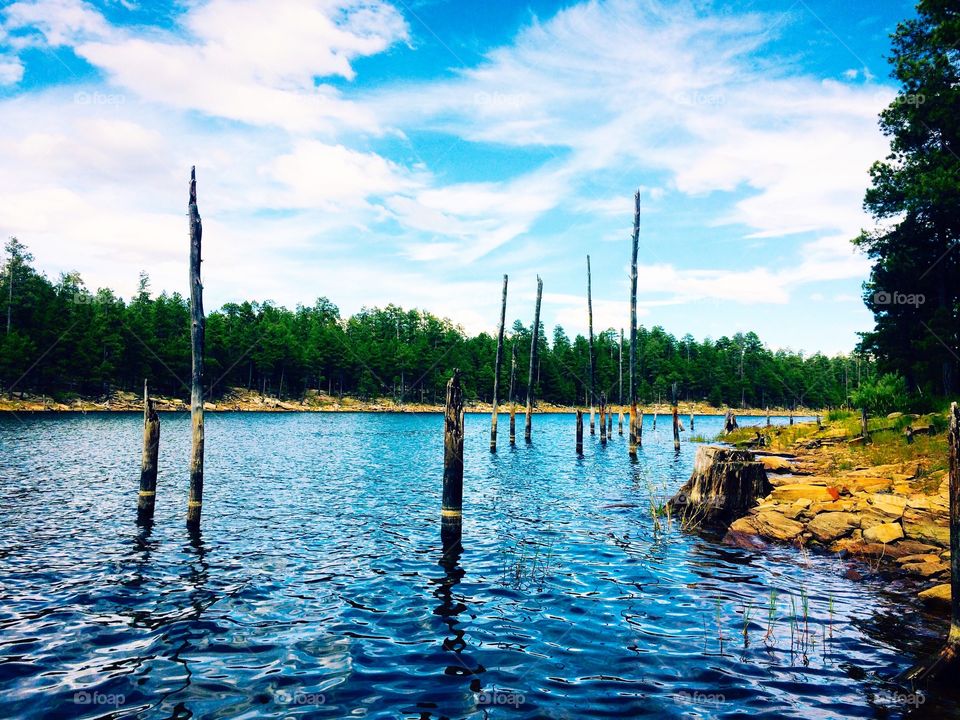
[509,342,517,446]
[673,405,680,451]
[187,166,205,528]
[668,446,771,525]
[524,276,542,443]
[490,274,508,452]
[628,190,640,458]
[576,409,584,455]
[443,370,464,522]
[599,392,607,444]
[587,255,595,434]
[137,379,160,523]
[860,407,870,441]
[907,403,960,683]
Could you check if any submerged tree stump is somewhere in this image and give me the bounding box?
[668,446,771,525]
[137,379,160,523]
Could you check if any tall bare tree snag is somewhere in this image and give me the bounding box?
[628,190,640,458]
[908,403,960,683]
[509,342,518,446]
[187,166,205,528]
[587,255,595,434]
[137,379,160,523]
[442,370,465,523]
[490,275,508,452]
[524,276,543,443]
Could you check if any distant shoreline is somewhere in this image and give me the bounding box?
[0,390,820,417]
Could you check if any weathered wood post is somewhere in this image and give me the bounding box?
[186,166,205,529]
[766,407,771,427]
[619,409,624,436]
[607,406,613,435]
[653,411,657,430]
[599,392,607,445]
[673,406,680,451]
[789,406,794,425]
[689,413,695,431]
[628,190,640,458]
[860,406,869,441]
[947,403,960,650]
[524,277,543,443]
[576,409,584,455]
[509,342,517,446]
[490,274,508,452]
[587,255,595,435]
[908,403,960,683]
[442,370,465,525]
[137,379,160,523]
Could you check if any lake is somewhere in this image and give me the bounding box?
[0,412,955,718]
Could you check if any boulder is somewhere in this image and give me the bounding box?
[751,511,804,542]
[919,583,951,610]
[863,523,904,544]
[758,455,794,473]
[896,554,941,565]
[807,512,860,543]
[902,495,950,546]
[902,560,950,578]
[668,446,772,524]
[834,475,893,494]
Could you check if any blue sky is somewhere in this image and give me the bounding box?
[0,0,917,354]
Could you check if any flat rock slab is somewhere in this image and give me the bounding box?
[770,484,836,503]
[807,512,860,543]
[863,522,904,544]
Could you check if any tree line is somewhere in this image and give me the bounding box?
[1,239,868,409]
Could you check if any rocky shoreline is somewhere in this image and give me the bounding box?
[0,388,816,417]
[717,419,952,610]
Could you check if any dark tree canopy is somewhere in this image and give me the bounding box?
[0,241,865,409]
[855,0,960,397]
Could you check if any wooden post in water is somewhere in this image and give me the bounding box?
[689,413,695,431]
[766,406,771,427]
[137,379,160,523]
[587,255,595,435]
[524,276,543,443]
[789,406,794,425]
[509,342,517,446]
[860,406,869,441]
[442,370,465,525]
[907,403,960,683]
[576,409,584,455]
[607,406,613,435]
[186,166,205,529]
[628,190,640,458]
[490,274,508,452]
[599,392,607,445]
[673,405,680,451]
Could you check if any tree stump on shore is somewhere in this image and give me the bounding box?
[667,445,771,526]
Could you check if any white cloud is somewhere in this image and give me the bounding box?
[4,0,409,133]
